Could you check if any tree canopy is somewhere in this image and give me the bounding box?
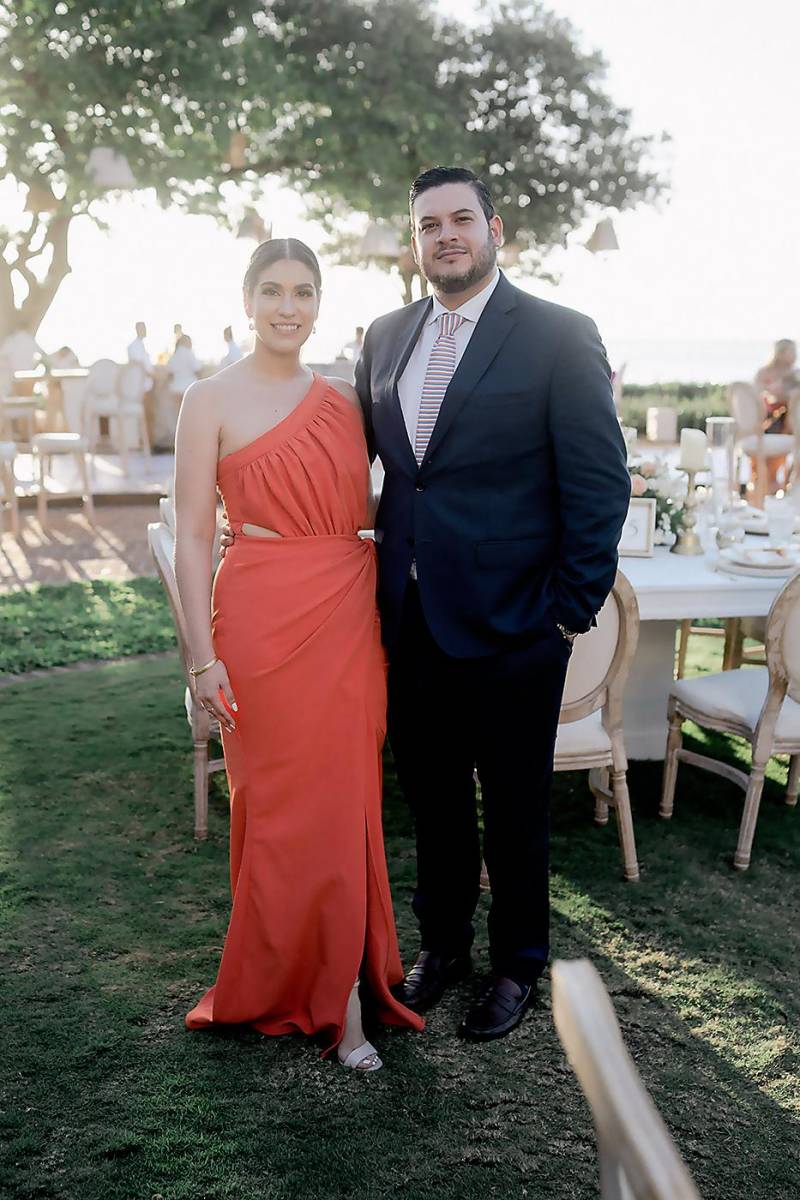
[0,0,664,334]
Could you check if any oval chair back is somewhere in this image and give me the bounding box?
[764,570,800,706]
[560,570,640,726]
[85,358,121,400]
[118,361,147,405]
[728,381,762,438]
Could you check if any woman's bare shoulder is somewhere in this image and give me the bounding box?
[324,375,360,409]
[182,359,251,409]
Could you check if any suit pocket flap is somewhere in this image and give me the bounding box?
[475,537,553,568]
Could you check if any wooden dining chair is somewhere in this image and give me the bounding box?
[0,440,19,535]
[551,959,701,1200]
[661,570,800,869]
[728,381,793,507]
[147,520,225,838]
[554,570,641,881]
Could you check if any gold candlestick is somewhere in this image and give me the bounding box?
[670,467,704,555]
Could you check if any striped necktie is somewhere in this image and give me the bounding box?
[414,311,465,464]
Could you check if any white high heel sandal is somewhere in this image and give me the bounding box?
[337,981,383,1072]
[338,1042,383,1072]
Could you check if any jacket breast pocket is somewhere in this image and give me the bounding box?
[475,537,554,569]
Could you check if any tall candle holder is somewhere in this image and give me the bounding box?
[670,467,704,555]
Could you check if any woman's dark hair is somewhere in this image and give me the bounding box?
[409,166,495,224]
[243,237,322,295]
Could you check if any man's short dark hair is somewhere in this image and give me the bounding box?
[409,166,495,225]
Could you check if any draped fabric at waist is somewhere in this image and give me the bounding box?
[212,531,380,677]
[227,522,368,546]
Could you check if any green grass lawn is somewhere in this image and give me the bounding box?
[0,579,174,675]
[1,628,799,1197]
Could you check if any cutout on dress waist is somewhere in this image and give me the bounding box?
[241,522,283,538]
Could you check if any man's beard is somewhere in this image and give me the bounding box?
[423,232,497,294]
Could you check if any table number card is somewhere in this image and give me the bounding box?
[619,497,656,557]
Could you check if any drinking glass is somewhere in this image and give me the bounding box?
[764,494,795,547]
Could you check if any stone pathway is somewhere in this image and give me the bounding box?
[0,501,162,592]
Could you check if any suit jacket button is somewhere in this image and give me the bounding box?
[416,485,425,493]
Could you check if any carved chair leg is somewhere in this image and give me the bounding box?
[77,451,95,525]
[734,762,767,870]
[611,767,640,882]
[723,618,743,672]
[589,766,610,825]
[786,755,800,807]
[676,619,691,680]
[193,738,209,840]
[660,699,683,818]
[36,453,47,529]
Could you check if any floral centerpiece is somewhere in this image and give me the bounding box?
[628,457,686,545]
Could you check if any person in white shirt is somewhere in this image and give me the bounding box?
[168,335,202,405]
[127,322,155,378]
[220,326,242,368]
[339,326,364,362]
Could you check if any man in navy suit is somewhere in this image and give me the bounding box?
[355,166,630,1040]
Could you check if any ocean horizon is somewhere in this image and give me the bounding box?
[603,338,777,386]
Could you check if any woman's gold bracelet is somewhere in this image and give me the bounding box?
[190,656,219,677]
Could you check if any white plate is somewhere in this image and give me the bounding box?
[738,512,800,536]
[716,560,799,579]
[720,546,800,569]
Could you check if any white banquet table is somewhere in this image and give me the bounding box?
[620,546,787,759]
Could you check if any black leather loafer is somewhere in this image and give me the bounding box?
[396,950,473,1013]
[459,976,535,1041]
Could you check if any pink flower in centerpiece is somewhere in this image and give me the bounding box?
[630,473,648,497]
[639,460,658,478]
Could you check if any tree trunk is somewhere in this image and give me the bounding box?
[0,213,73,339]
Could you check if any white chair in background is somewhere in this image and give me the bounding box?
[554,571,641,881]
[552,959,701,1200]
[728,381,793,507]
[661,570,800,870]
[147,519,225,839]
[83,358,147,474]
[0,441,19,535]
[117,361,152,457]
[32,432,95,529]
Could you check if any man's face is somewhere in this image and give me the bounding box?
[411,182,503,295]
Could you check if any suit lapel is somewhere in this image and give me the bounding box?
[423,275,518,464]
[386,297,432,466]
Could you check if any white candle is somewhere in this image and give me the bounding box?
[679,428,707,471]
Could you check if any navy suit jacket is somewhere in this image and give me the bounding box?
[355,273,631,657]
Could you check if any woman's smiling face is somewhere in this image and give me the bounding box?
[245,257,321,353]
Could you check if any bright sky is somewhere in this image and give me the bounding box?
[12,0,800,370]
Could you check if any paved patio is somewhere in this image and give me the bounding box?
[0,501,162,592]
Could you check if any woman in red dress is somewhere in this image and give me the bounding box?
[174,239,423,1070]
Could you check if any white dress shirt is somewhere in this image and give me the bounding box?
[168,345,201,396]
[397,269,501,446]
[221,341,243,367]
[127,337,153,373]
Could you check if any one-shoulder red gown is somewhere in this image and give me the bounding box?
[185,374,423,1053]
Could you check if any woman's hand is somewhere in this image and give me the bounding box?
[219,519,235,560]
[194,660,238,733]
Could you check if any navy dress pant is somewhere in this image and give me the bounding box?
[387,580,572,984]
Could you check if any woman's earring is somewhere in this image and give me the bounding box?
[248,319,254,330]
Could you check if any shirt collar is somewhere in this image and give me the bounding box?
[428,269,501,326]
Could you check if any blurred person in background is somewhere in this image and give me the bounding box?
[756,338,798,433]
[167,333,201,408]
[220,325,242,367]
[339,325,365,362]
